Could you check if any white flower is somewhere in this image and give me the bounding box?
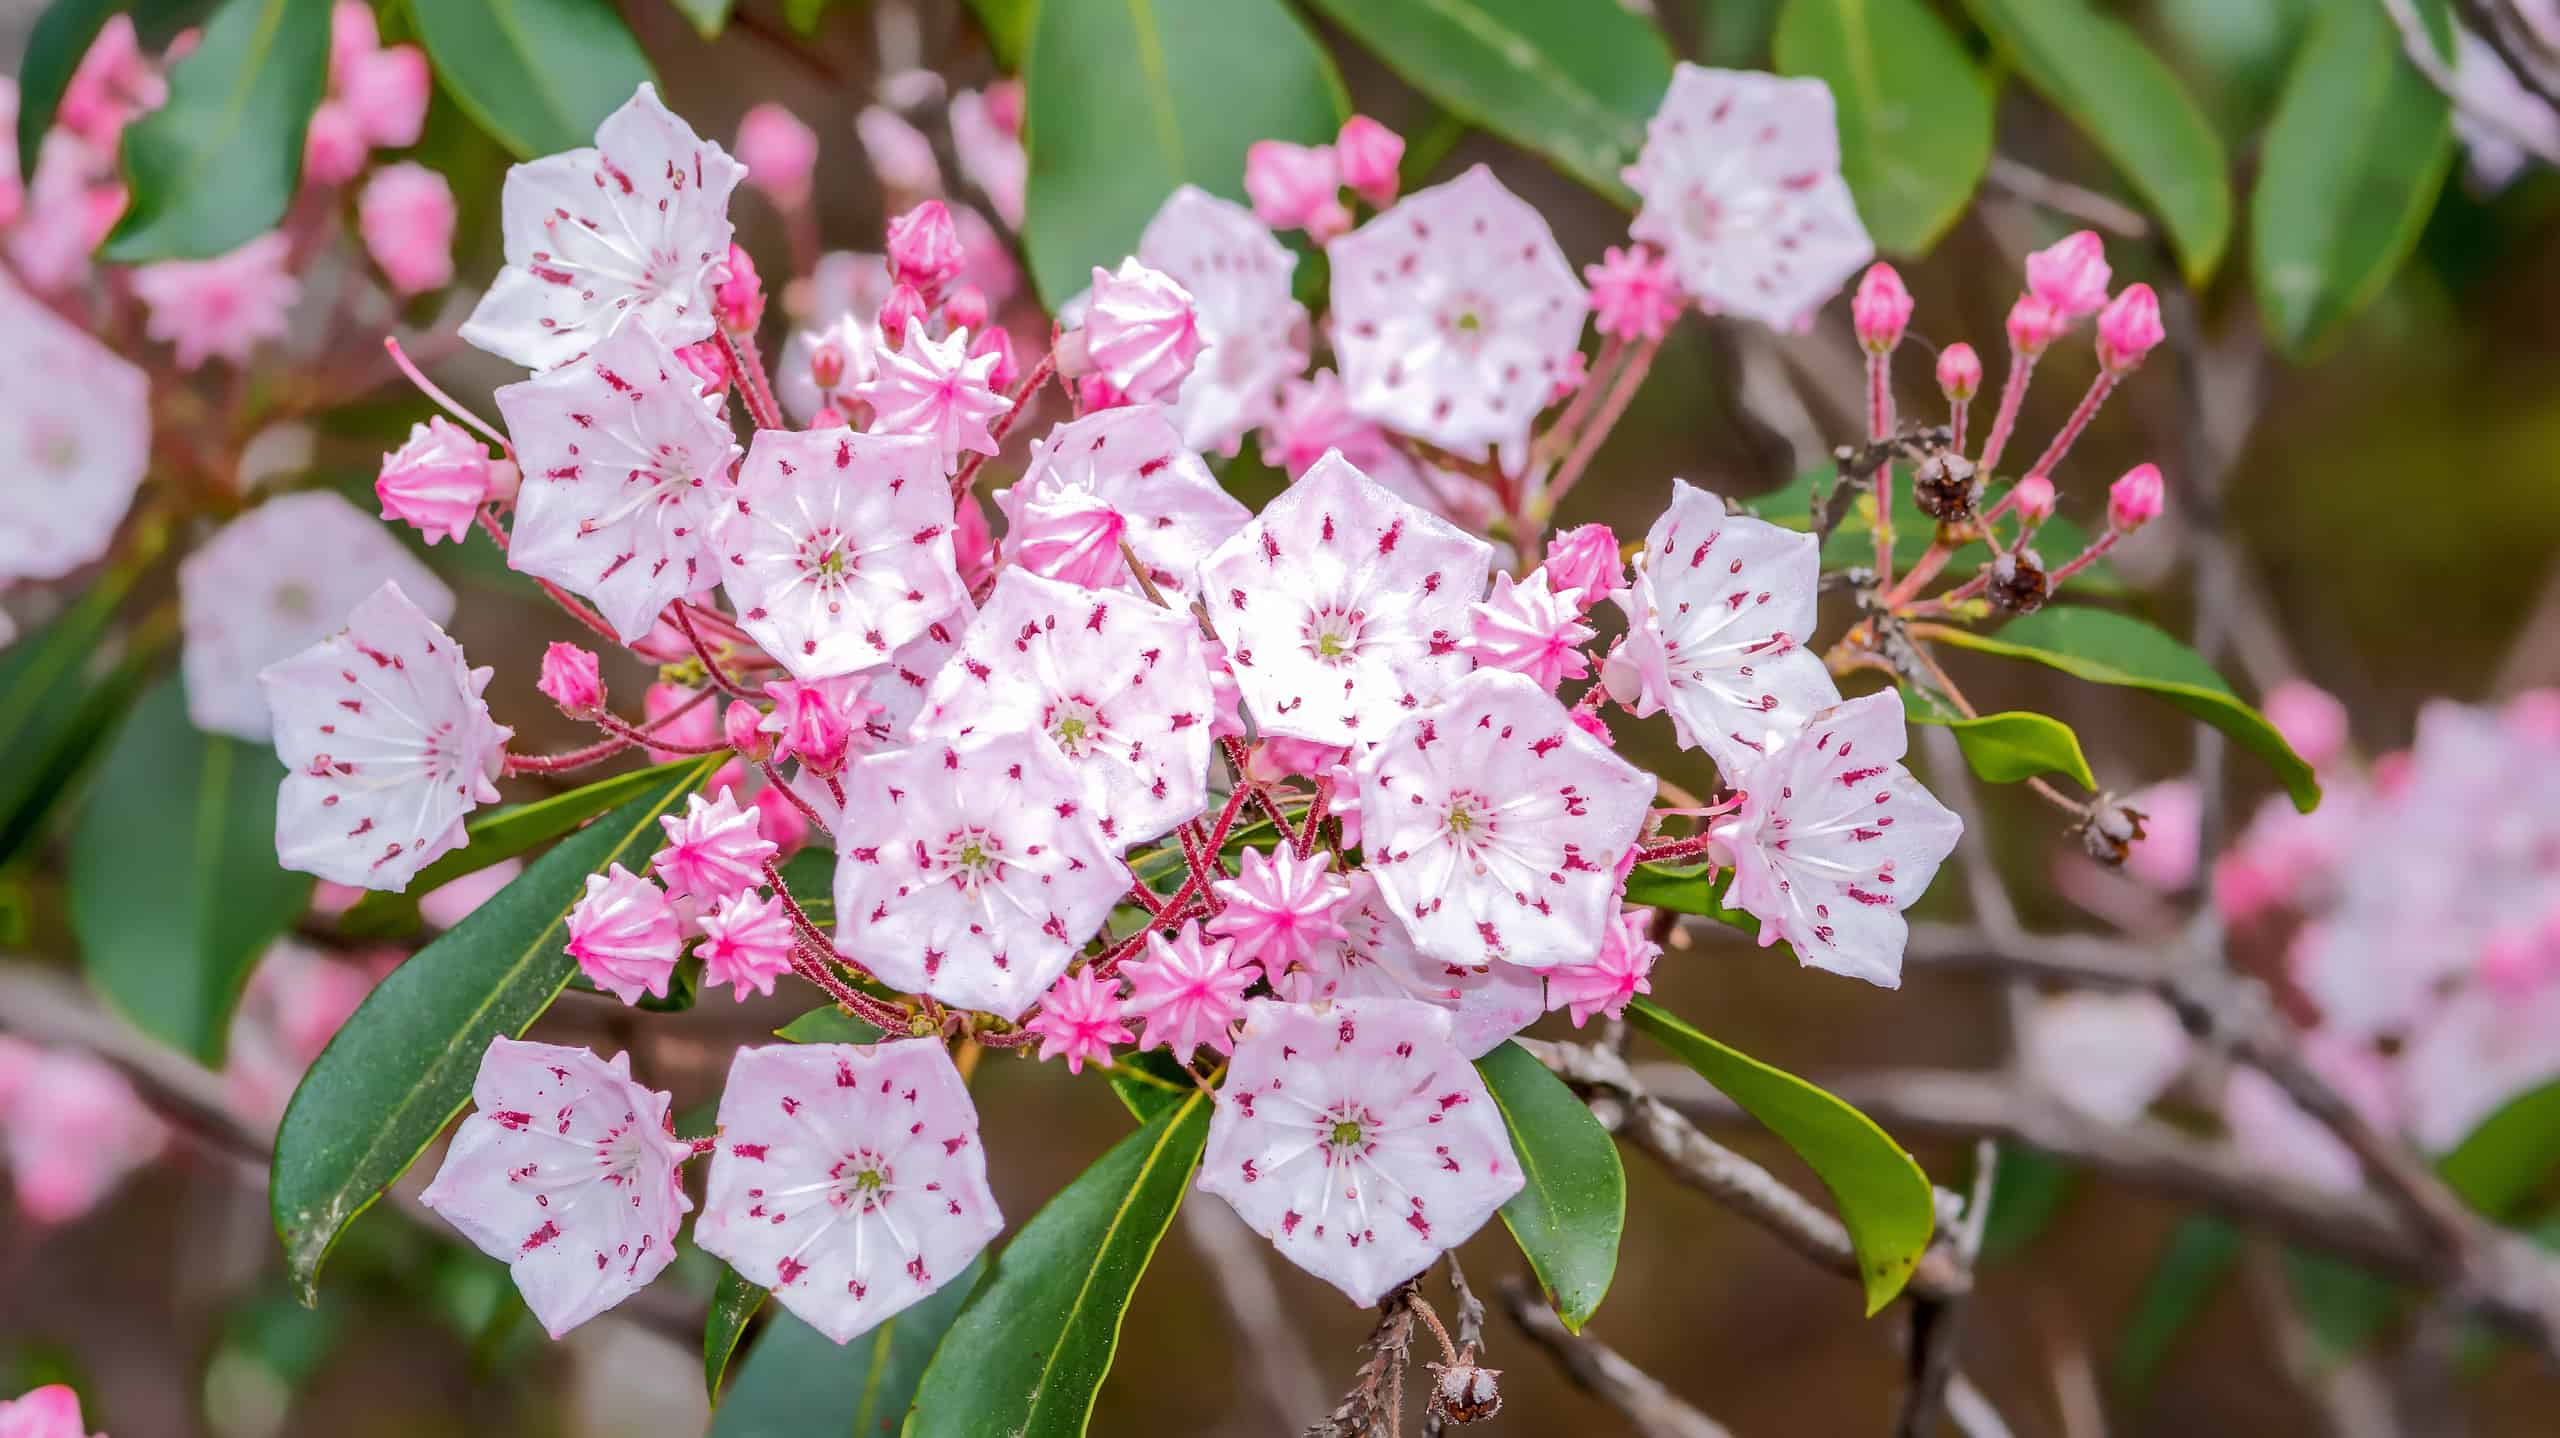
[0,272,150,584]
[1136,186,1311,456]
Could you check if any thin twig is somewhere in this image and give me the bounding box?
[1984,155,2154,239]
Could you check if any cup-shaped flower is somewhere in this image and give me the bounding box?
[1272,871,1543,1058]
[1135,186,1312,457]
[566,863,682,1004]
[995,404,1250,600]
[0,272,150,584]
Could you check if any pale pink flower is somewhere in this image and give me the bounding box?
[916,568,1218,844]
[696,890,796,1000]
[1335,116,1404,207]
[853,325,1009,475]
[2023,230,2112,320]
[358,162,457,295]
[1542,524,1624,608]
[1195,452,1495,748]
[995,403,1250,598]
[708,426,967,680]
[2264,681,2350,770]
[1709,689,1964,988]
[1851,262,1913,352]
[131,231,299,370]
[832,732,1126,1019]
[1464,569,1594,690]
[1025,968,1133,1074]
[223,940,376,1127]
[736,103,819,209]
[463,84,744,370]
[1077,259,1204,405]
[948,88,1027,228]
[694,1041,1002,1343]
[2096,284,2165,374]
[0,1384,101,1438]
[760,674,877,775]
[1209,846,1351,980]
[996,470,1128,587]
[566,863,682,1003]
[856,105,943,196]
[2016,992,2191,1123]
[1362,669,1656,969]
[1331,166,1588,467]
[2,1047,167,1224]
[1136,186,1311,456]
[1244,140,1343,235]
[1626,65,1874,330]
[56,16,162,146]
[1583,243,1685,342]
[1604,478,1839,778]
[653,788,779,903]
[496,324,743,641]
[419,1039,693,1337]
[1274,872,1543,1058]
[180,490,454,742]
[1198,998,1523,1305]
[1545,904,1661,1027]
[2005,293,2068,355]
[538,643,604,715]
[375,415,493,543]
[262,582,510,890]
[1124,920,1255,1058]
[1261,369,1402,479]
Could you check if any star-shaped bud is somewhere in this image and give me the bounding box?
[995,404,1250,600]
[1544,903,1661,1028]
[1708,689,1963,988]
[1274,871,1543,1059]
[916,568,1218,844]
[652,787,779,902]
[831,731,1127,1020]
[1463,569,1594,691]
[709,427,967,680]
[1606,478,1840,779]
[695,1041,1004,1343]
[0,272,150,584]
[262,581,511,892]
[852,326,1008,476]
[419,1039,693,1337]
[1024,967,1133,1074]
[1135,186,1311,456]
[1123,919,1254,1059]
[566,863,682,1004]
[1210,847,1352,980]
[695,890,796,1001]
[1625,65,1874,330]
[180,490,455,742]
[496,324,743,642]
[1195,452,1494,748]
[1360,669,1657,969]
[376,416,497,546]
[1078,258,1204,405]
[1330,165,1588,468]
[1197,998,1523,1306]
[461,83,743,371]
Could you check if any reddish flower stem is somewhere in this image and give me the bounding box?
[757,757,829,828]
[672,603,756,699]
[502,735,632,775]
[2022,371,2115,483]
[1976,346,2038,476]
[1546,337,1660,516]
[720,326,784,432]
[386,336,513,455]
[949,351,1058,501]
[1635,833,1718,865]
[592,711,730,755]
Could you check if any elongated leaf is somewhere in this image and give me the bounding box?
[1772,0,1994,254]
[1927,607,2321,811]
[1960,0,2232,284]
[712,1256,984,1435]
[906,1092,1210,1436]
[102,0,331,262]
[0,569,151,869]
[270,757,719,1299]
[1974,1142,2075,1263]
[16,0,125,181]
[1627,998,1933,1313]
[1903,686,2098,790]
[413,0,657,161]
[1021,0,1344,308]
[965,0,1037,68]
[70,678,312,1062]
[670,0,734,38]
[2109,1216,2242,1397]
[1108,1049,1198,1125]
[1300,0,1673,203]
[702,1265,765,1406]
[1621,861,1754,936]
[1478,1040,1624,1330]
[775,1006,886,1045]
[2251,0,2454,358]
[339,759,705,937]
[2438,1078,2560,1220]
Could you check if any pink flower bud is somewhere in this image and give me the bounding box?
[2107,463,2164,533]
[1935,342,1982,401]
[343,45,429,150]
[376,415,492,545]
[1007,474,1132,588]
[329,0,379,81]
[644,681,722,764]
[1244,139,1341,234]
[985,78,1026,137]
[677,337,732,397]
[878,283,927,348]
[759,675,871,775]
[2210,851,2283,926]
[2006,293,2067,355]
[2024,230,2112,320]
[565,864,681,1004]
[943,283,990,335]
[538,643,605,716]
[1582,244,1683,343]
[2096,283,2164,374]
[968,325,1018,392]
[723,699,770,760]
[357,162,456,295]
[1851,263,1913,353]
[1569,706,1614,745]
[1335,115,1404,207]
[2262,681,2348,769]
[2010,474,2056,524]
[1077,373,1128,413]
[809,332,850,392]
[954,490,997,590]
[750,784,810,858]
[735,102,818,208]
[856,105,943,196]
[302,102,367,187]
[886,199,965,302]
[715,243,764,332]
[1541,524,1623,608]
[1078,258,1202,404]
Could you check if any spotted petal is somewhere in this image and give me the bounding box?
[1275,871,1545,1058]
[998,404,1250,600]
[1137,186,1311,457]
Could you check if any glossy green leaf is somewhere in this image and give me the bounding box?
[1928,607,2321,811]
[69,678,312,1063]
[2251,0,2454,358]
[1902,686,2098,791]
[1960,0,2232,284]
[2282,1245,2403,1358]
[0,569,152,869]
[774,1005,885,1045]
[1478,1040,1624,1331]
[413,0,657,161]
[906,1092,1209,1436]
[1108,1049,1198,1125]
[2438,1078,2560,1220]
[269,757,719,1300]
[1627,998,1933,1314]
[102,0,332,262]
[670,0,734,38]
[1621,862,1754,936]
[1300,0,1672,203]
[1020,0,1345,308]
[702,1265,764,1405]
[16,0,124,181]
[339,759,706,938]
[1974,1142,2076,1264]
[1772,0,1994,254]
[2109,1216,2242,1396]
[711,1257,983,1434]
[965,0,1037,67]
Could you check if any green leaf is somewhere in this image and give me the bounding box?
[2249,0,2454,359]
[774,1005,884,1045]
[670,0,734,38]
[1772,0,1994,255]
[1974,1142,2075,1264]
[1477,1041,1624,1331]
[1621,862,1755,935]
[69,678,312,1063]
[2281,1245,2403,1358]
[2109,1216,2242,1397]
[102,0,332,262]
[905,1092,1210,1437]
[712,1257,984,1435]
[1959,0,2232,285]
[965,0,1037,67]
[338,759,707,938]
[413,0,658,161]
[1750,467,2122,596]
[1107,1049,1198,1125]
[1902,686,2098,791]
[0,569,153,870]
[702,1265,764,1406]
[2438,1079,2560,1221]
[1299,0,1673,204]
[269,757,719,1300]
[1020,0,1345,308]
[1626,998,1933,1314]
[1927,607,2321,811]
[16,0,125,181]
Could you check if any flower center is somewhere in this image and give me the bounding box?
[273,581,316,619]
[1047,697,1105,758]
[1302,605,1367,666]
[1443,789,1496,847]
[1329,1119,1365,1147]
[1317,1101,1382,1163]
[829,1149,896,1211]
[936,826,1004,894]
